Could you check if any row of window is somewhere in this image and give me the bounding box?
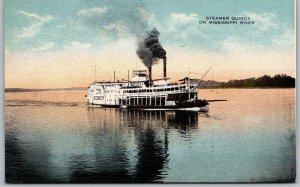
[104,90,121,94]
[103,84,121,87]
[123,86,193,93]
[93,85,195,94]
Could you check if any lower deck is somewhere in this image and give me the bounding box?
[89,92,200,107]
[91,94,208,109]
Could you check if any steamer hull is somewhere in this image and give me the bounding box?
[121,101,209,112]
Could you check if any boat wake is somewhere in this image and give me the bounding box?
[5,100,84,107]
[141,106,209,112]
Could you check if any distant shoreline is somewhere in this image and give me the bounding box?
[4,87,295,93]
[5,74,295,92]
[4,87,88,93]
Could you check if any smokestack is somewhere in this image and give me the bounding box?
[136,28,166,76]
[148,61,152,86]
[163,57,167,78]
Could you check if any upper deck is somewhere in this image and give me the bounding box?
[89,69,199,96]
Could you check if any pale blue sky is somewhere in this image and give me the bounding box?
[4,0,296,88]
[5,0,295,52]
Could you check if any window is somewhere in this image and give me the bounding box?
[94,96,104,100]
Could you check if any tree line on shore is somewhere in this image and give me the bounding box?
[199,74,295,88]
[5,74,295,92]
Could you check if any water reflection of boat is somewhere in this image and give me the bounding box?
[71,108,172,183]
[73,108,201,183]
[119,109,199,134]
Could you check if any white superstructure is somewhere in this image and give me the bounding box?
[87,70,208,110]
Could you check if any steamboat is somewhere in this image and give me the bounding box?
[87,59,212,111]
[86,29,225,111]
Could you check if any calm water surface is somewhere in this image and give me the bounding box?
[5,89,296,183]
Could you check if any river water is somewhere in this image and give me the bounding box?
[5,89,296,183]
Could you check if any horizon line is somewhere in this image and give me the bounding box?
[5,73,295,91]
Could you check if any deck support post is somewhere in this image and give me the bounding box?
[160,96,162,106]
[164,96,167,106]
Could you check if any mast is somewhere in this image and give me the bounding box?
[188,66,191,100]
[211,66,214,88]
[94,65,97,82]
[212,66,213,81]
[191,66,214,92]
[128,70,129,86]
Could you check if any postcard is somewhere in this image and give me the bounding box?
[4,0,296,183]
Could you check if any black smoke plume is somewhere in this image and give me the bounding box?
[136,28,166,68]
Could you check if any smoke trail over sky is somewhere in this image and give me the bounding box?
[77,1,166,68]
[136,28,166,68]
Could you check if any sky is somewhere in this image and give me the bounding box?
[5,0,295,89]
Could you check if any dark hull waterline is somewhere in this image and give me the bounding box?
[89,100,209,111]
